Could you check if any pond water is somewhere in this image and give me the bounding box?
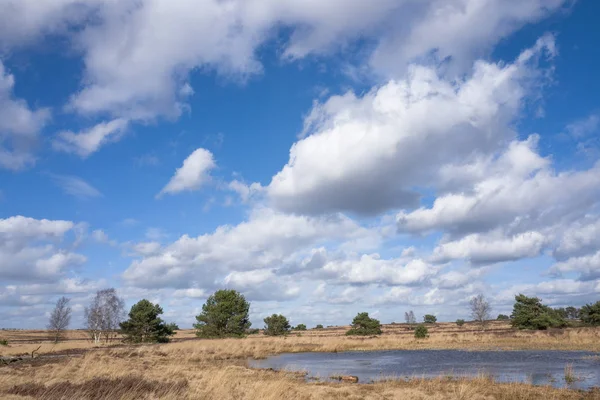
[249,350,600,389]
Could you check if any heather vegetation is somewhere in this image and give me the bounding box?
[2,287,599,399]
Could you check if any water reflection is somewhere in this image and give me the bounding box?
[249,350,599,389]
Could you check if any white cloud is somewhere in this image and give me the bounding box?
[432,230,547,265]
[369,0,563,76]
[2,0,568,123]
[227,180,264,204]
[268,39,553,215]
[397,138,600,236]
[322,254,437,286]
[158,148,216,197]
[565,113,599,138]
[173,288,207,298]
[53,118,129,157]
[0,61,50,170]
[49,174,103,199]
[550,251,600,281]
[122,207,376,288]
[131,241,162,257]
[224,269,300,301]
[0,216,86,282]
[554,216,600,260]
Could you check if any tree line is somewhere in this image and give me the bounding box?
[45,289,600,344]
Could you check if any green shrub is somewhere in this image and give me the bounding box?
[580,301,600,326]
[0,339,8,346]
[194,290,251,338]
[456,319,465,326]
[423,314,437,324]
[511,294,566,330]
[246,328,260,335]
[315,324,324,329]
[264,314,291,336]
[119,299,176,343]
[346,312,382,336]
[414,325,429,339]
[497,314,510,321]
[293,324,307,331]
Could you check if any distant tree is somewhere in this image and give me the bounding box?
[511,294,566,330]
[293,324,307,331]
[264,314,291,336]
[553,307,567,319]
[497,314,510,321]
[194,290,251,338]
[456,319,465,327]
[85,288,125,344]
[166,322,180,332]
[423,314,437,324]
[414,325,429,339]
[246,328,260,335]
[47,297,72,343]
[579,301,600,326]
[120,300,176,343]
[315,324,324,329]
[565,306,580,320]
[469,294,492,330]
[405,310,416,325]
[346,312,382,336]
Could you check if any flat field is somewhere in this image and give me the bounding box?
[1,322,599,399]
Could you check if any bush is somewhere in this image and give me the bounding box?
[293,324,307,331]
[246,328,260,335]
[0,339,8,346]
[346,312,382,336]
[315,324,324,329]
[414,325,429,339]
[120,300,176,343]
[497,314,510,321]
[423,314,437,324]
[194,290,251,338]
[580,301,600,326]
[456,319,465,326]
[511,294,566,330]
[264,314,291,336]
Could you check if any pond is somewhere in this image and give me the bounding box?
[249,350,600,390]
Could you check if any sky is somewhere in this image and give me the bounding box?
[1,0,600,329]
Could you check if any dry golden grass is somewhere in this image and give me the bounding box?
[1,323,599,399]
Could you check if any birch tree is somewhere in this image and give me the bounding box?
[47,297,72,343]
[470,294,492,331]
[85,288,125,344]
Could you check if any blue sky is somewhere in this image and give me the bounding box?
[1,0,600,329]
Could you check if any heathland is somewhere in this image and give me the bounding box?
[1,321,599,399]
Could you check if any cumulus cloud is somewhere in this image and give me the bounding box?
[0,216,86,282]
[322,254,438,286]
[550,251,600,281]
[158,148,216,197]
[224,269,300,301]
[0,61,50,170]
[122,207,378,288]
[268,38,554,215]
[53,118,129,157]
[431,230,548,265]
[1,0,569,122]
[397,138,600,236]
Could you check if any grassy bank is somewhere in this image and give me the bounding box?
[1,323,599,399]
